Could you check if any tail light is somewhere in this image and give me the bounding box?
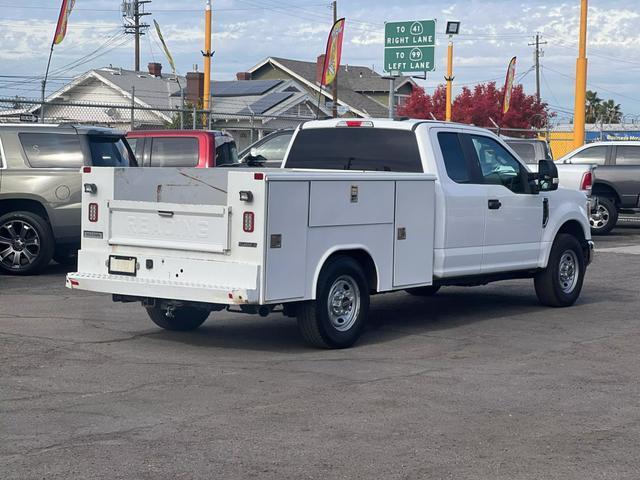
[243,211,254,232]
[88,203,99,222]
[83,166,92,173]
[580,171,593,191]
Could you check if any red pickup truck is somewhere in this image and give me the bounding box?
[126,130,238,168]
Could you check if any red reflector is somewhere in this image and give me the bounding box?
[580,171,593,191]
[243,211,254,232]
[228,293,233,299]
[83,166,92,173]
[88,203,99,222]
[69,279,79,287]
[254,172,264,180]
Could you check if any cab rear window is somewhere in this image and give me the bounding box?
[285,128,423,172]
[89,136,135,167]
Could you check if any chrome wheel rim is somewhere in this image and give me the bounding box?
[590,204,610,230]
[558,249,579,294]
[327,275,360,332]
[0,220,41,270]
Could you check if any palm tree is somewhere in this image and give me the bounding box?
[585,90,602,123]
[599,99,622,124]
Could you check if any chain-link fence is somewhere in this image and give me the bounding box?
[0,97,317,151]
[4,97,640,157]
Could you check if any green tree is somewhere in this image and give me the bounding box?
[599,99,622,124]
[585,90,602,123]
[585,90,623,124]
[166,101,208,129]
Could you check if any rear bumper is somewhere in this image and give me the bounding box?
[66,272,259,305]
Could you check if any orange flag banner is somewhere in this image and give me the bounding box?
[53,0,76,45]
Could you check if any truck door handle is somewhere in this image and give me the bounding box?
[488,199,502,210]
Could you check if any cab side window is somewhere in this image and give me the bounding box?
[469,135,528,194]
[569,145,607,165]
[437,132,472,184]
[615,146,640,165]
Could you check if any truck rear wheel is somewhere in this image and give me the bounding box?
[297,256,369,349]
[535,234,586,307]
[145,305,210,331]
[0,211,54,275]
[590,196,617,235]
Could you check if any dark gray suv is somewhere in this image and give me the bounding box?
[0,124,135,274]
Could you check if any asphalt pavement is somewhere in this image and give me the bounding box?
[1,223,640,479]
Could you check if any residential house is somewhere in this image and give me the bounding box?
[247,56,418,118]
[2,63,327,150]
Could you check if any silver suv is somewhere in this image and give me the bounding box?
[0,124,135,275]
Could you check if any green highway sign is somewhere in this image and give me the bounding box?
[384,20,436,74]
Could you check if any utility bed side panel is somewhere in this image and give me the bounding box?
[393,180,435,287]
[309,180,395,227]
[264,181,309,302]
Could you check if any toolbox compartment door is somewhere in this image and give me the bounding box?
[393,180,435,287]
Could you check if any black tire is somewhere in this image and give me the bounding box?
[590,196,618,235]
[0,211,55,275]
[297,256,369,349]
[405,285,441,297]
[145,305,210,331]
[535,234,586,307]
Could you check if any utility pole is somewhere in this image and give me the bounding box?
[332,1,338,118]
[123,0,151,71]
[573,0,589,148]
[529,33,547,103]
[203,0,213,115]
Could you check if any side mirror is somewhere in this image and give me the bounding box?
[538,159,559,191]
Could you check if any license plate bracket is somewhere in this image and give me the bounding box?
[108,255,138,276]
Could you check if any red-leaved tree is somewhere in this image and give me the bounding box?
[398,82,550,129]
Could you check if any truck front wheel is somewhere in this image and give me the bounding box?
[145,305,210,331]
[297,256,369,349]
[535,234,586,307]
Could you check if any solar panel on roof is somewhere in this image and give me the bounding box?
[240,92,294,115]
[212,80,282,97]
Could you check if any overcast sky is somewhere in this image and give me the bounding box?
[2,0,640,121]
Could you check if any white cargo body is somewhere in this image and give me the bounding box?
[69,167,436,306]
[68,119,593,348]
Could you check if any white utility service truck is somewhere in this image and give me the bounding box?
[67,119,593,348]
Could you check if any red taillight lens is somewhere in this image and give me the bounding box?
[580,171,593,191]
[243,211,254,232]
[254,172,264,180]
[88,203,99,222]
[83,166,92,173]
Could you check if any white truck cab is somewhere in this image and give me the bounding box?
[67,119,593,348]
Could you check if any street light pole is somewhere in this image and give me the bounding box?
[573,0,588,148]
[445,38,454,121]
[203,0,213,115]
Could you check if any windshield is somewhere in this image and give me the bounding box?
[88,135,136,167]
[285,128,422,172]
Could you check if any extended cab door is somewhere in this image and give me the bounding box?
[463,134,543,272]
[431,130,486,277]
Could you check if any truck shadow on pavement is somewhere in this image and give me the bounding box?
[150,284,602,352]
